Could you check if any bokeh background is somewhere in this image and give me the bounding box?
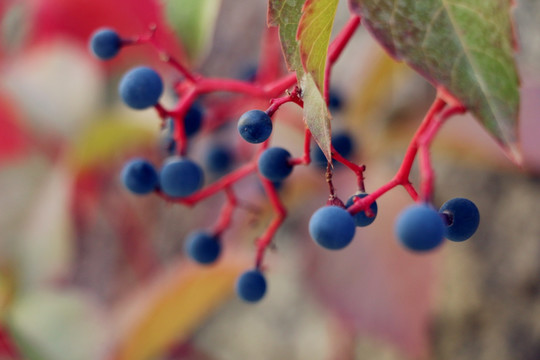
[1,1,540,359]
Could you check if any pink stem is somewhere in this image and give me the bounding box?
[289,128,312,166]
[255,177,287,269]
[157,162,258,206]
[213,187,238,237]
[324,15,361,103]
[347,96,448,215]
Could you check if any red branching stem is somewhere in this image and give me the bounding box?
[266,86,303,117]
[263,73,298,96]
[197,78,267,96]
[169,88,199,155]
[394,96,447,181]
[403,183,420,201]
[213,187,238,237]
[347,95,449,215]
[159,53,199,83]
[289,128,312,166]
[328,15,361,64]
[158,162,258,206]
[324,15,361,102]
[154,103,171,120]
[331,148,366,192]
[121,24,157,46]
[257,26,283,83]
[418,104,467,201]
[255,177,287,269]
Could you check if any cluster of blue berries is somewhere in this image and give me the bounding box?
[90,28,270,303]
[91,27,481,305]
[309,197,479,253]
[121,156,204,197]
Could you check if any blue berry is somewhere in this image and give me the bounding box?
[439,198,480,242]
[236,270,267,303]
[328,89,343,111]
[159,157,204,198]
[184,103,204,137]
[89,28,121,60]
[258,147,293,181]
[119,66,163,110]
[238,65,258,82]
[395,204,445,252]
[312,132,355,167]
[345,193,378,227]
[237,110,272,144]
[184,231,221,265]
[205,145,234,174]
[309,206,356,250]
[121,158,158,195]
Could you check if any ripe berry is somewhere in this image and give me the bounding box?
[309,206,356,250]
[237,110,272,144]
[345,193,378,227]
[89,28,121,60]
[119,66,163,110]
[236,269,267,303]
[258,147,293,181]
[328,89,343,111]
[395,204,445,252]
[184,231,221,265]
[312,132,355,167]
[184,103,203,137]
[159,157,204,198]
[205,145,234,174]
[121,158,158,195]
[439,198,480,242]
[238,65,258,82]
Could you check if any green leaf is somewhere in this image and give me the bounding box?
[7,290,111,360]
[164,0,222,63]
[297,0,339,93]
[1,3,29,53]
[349,0,521,161]
[302,73,332,161]
[296,0,339,161]
[267,0,306,72]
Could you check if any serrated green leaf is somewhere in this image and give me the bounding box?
[297,0,339,93]
[267,0,306,72]
[349,0,520,161]
[302,73,332,161]
[164,0,222,63]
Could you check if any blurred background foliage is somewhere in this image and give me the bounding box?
[0,0,539,359]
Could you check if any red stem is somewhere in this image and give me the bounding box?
[255,177,287,269]
[160,53,199,83]
[266,86,303,117]
[331,148,366,192]
[418,104,467,201]
[324,15,361,103]
[154,103,171,120]
[289,128,312,166]
[213,187,238,237]
[257,26,283,83]
[347,96,449,215]
[158,162,258,205]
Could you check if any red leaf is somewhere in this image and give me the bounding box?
[0,93,28,163]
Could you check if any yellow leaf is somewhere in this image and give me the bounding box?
[113,255,249,360]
